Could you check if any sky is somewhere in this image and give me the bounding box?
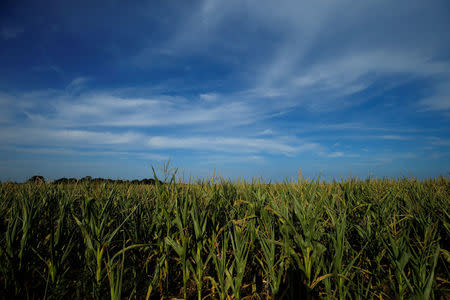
[0,0,449,182]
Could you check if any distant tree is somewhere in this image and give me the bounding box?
[68,178,78,183]
[92,178,104,183]
[27,175,45,183]
[140,178,156,185]
[53,178,69,184]
[81,176,92,182]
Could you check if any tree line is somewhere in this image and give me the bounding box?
[25,175,157,185]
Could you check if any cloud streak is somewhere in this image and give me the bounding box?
[14,90,272,128]
[0,127,144,147]
[148,136,319,156]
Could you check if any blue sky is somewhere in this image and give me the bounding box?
[1,0,449,182]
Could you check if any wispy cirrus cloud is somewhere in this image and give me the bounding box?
[199,154,266,165]
[66,77,91,94]
[7,86,281,129]
[148,136,319,156]
[2,145,168,161]
[0,127,143,147]
[379,135,412,141]
[130,0,450,114]
[55,95,261,127]
[328,152,344,158]
[327,152,361,158]
[0,85,323,159]
[253,50,450,112]
[257,129,273,136]
[418,81,450,111]
[199,93,219,102]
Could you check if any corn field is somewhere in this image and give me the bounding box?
[0,172,449,299]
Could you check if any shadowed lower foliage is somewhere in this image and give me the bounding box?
[0,174,449,299]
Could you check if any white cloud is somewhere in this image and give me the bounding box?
[148,136,319,156]
[199,154,266,165]
[420,96,450,111]
[418,81,450,111]
[326,151,360,158]
[328,152,344,158]
[4,146,169,161]
[0,127,143,146]
[199,93,219,102]
[258,129,273,136]
[260,50,450,112]
[375,153,418,163]
[380,135,411,141]
[66,77,91,93]
[10,89,273,129]
[52,129,141,144]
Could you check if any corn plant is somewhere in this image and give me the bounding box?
[188,195,211,300]
[226,223,251,300]
[208,227,231,300]
[165,194,191,299]
[73,186,138,298]
[255,207,286,299]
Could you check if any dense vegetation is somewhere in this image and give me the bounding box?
[0,173,449,299]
